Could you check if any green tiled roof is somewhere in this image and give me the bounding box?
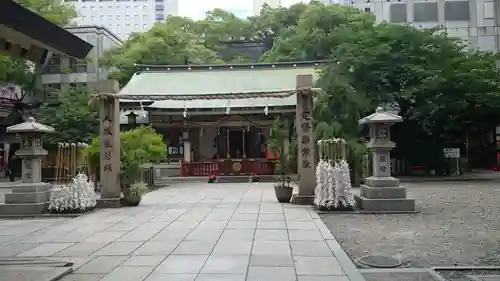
[118,64,319,109]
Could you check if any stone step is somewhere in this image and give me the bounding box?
[11,184,51,193]
[354,195,416,212]
[5,191,51,204]
[217,176,251,183]
[0,265,72,281]
[360,185,407,199]
[0,202,49,215]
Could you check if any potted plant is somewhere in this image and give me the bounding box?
[251,172,259,182]
[122,182,148,206]
[274,174,293,203]
[268,118,294,203]
[208,174,216,183]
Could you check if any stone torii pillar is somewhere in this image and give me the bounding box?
[292,74,316,205]
[93,80,121,208]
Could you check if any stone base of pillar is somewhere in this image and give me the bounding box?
[96,197,121,208]
[355,176,416,212]
[291,194,315,205]
[0,182,52,215]
[364,176,400,187]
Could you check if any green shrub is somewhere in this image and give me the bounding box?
[86,126,166,186]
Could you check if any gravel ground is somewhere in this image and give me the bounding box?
[321,181,500,268]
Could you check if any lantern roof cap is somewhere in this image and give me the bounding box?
[359,107,402,125]
[6,117,55,134]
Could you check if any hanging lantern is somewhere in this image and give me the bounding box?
[139,100,147,118]
[126,111,138,125]
[225,100,231,115]
[183,101,188,118]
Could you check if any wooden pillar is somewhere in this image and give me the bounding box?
[242,129,246,158]
[292,74,315,205]
[95,80,121,208]
[183,130,191,162]
[226,128,230,158]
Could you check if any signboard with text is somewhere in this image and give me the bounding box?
[443,148,460,158]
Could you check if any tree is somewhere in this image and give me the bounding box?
[259,2,375,62]
[36,88,99,144]
[100,16,223,85]
[324,23,500,136]
[254,2,500,171]
[315,23,500,170]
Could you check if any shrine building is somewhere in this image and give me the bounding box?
[117,61,323,177]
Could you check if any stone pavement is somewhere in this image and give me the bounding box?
[0,182,364,281]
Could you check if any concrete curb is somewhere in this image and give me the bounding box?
[325,238,367,281]
[400,178,496,183]
[0,213,83,219]
[359,267,447,281]
[49,266,73,281]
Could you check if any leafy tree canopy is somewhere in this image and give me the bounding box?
[100,16,223,85]
[36,88,99,144]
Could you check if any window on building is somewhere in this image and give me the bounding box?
[91,16,96,20]
[413,2,438,22]
[69,58,87,73]
[484,2,494,19]
[389,3,407,23]
[43,83,61,92]
[445,1,470,21]
[117,15,120,20]
[155,15,164,21]
[364,7,371,13]
[44,55,61,74]
[134,15,139,20]
[126,15,131,20]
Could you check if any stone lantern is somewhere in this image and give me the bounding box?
[355,107,415,212]
[0,117,55,214]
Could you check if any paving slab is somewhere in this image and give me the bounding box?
[0,182,364,281]
[0,265,71,281]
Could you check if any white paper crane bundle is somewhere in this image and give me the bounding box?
[49,173,97,213]
[315,138,355,210]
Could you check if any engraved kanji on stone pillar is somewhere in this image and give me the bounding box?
[292,74,316,205]
[94,80,121,208]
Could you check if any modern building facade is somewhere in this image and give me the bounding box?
[253,0,282,15]
[347,0,499,52]
[64,0,179,39]
[40,26,122,92]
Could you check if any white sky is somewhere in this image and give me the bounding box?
[179,0,304,20]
